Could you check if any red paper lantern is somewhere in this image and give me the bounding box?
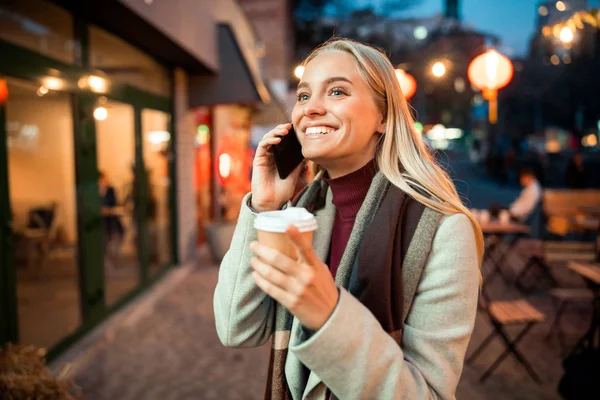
[395,70,417,100]
[468,50,513,92]
[468,50,514,124]
[0,79,8,104]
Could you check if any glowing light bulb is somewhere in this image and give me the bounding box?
[432,62,446,78]
[94,107,108,121]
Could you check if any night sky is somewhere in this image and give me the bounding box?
[351,0,600,56]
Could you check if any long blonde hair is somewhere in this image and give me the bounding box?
[303,38,485,265]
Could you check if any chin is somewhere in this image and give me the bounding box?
[301,147,331,163]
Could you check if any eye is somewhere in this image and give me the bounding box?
[296,93,310,102]
[329,87,347,97]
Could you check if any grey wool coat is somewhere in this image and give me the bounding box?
[213,172,480,399]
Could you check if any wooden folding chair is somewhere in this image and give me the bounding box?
[467,290,545,383]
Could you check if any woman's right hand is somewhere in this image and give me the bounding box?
[251,123,304,212]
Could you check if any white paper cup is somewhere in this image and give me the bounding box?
[254,207,317,260]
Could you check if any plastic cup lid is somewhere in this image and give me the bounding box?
[254,207,318,233]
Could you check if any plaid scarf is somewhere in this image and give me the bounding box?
[264,172,441,400]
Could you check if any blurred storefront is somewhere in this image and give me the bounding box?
[0,0,269,359]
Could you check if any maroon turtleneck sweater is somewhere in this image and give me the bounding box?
[324,160,378,277]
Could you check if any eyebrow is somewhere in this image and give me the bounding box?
[297,76,353,90]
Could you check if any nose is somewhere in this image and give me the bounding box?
[303,95,326,117]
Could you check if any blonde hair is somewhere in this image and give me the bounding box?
[303,38,485,265]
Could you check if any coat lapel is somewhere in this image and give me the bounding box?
[312,188,336,262]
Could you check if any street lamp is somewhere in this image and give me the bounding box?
[559,26,574,43]
[432,62,446,78]
[467,49,514,124]
[413,26,428,40]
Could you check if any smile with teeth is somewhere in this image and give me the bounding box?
[305,126,336,136]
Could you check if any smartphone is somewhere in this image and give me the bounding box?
[273,125,304,180]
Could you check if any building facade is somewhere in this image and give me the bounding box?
[0,0,268,359]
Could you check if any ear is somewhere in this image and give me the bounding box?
[376,115,387,135]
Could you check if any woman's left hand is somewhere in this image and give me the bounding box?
[249,226,339,331]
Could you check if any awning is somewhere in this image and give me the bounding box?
[188,24,270,107]
[50,0,215,74]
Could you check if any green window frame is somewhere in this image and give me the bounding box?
[0,11,178,359]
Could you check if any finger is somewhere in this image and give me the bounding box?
[255,137,280,158]
[252,271,295,307]
[256,138,280,152]
[264,124,292,140]
[254,141,271,158]
[286,225,318,266]
[258,135,283,147]
[264,136,282,145]
[274,122,292,131]
[250,257,291,289]
[249,241,297,275]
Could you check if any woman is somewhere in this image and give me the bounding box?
[214,39,483,400]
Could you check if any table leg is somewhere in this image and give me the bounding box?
[484,234,521,285]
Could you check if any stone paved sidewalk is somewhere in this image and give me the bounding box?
[50,155,592,399]
[54,251,271,400]
[54,248,587,399]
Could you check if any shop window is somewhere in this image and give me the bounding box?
[0,0,77,64]
[89,26,170,97]
[95,100,141,306]
[142,109,173,277]
[5,77,81,349]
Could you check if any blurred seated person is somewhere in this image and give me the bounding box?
[490,167,542,223]
[566,153,586,189]
[508,167,542,223]
[98,171,124,262]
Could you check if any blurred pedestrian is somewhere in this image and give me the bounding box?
[214,38,482,399]
[509,167,542,222]
[566,153,586,189]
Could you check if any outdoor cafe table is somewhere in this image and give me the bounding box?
[566,261,600,354]
[480,221,531,285]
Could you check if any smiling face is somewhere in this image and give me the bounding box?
[291,50,386,178]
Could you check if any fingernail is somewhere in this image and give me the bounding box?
[249,241,257,251]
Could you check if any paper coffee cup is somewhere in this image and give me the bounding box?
[254,207,318,260]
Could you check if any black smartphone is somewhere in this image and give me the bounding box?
[273,125,304,180]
